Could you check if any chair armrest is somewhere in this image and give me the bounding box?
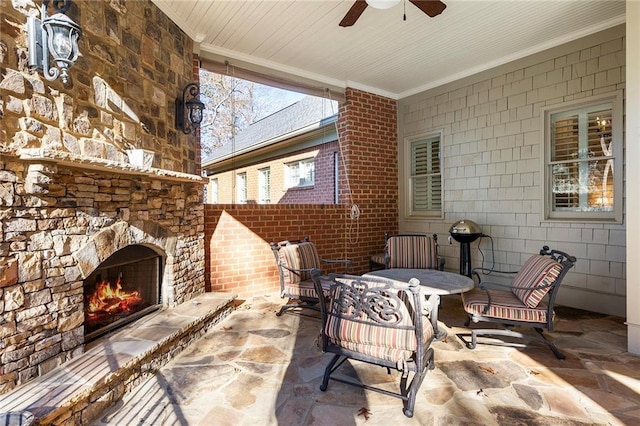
[478,278,556,292]
[504,282,555,291]
[278,262,320,275]
[471,267,518,284]
[478,281,513,291]
[475,281,515,314]
[472,267,520,277]
[423,293,440,334]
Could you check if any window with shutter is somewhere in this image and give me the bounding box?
[543,91,622,222]
[406,133,442,218]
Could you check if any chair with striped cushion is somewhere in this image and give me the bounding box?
[458,246,576,359]
[313,272,437,418]
[385,234,444,270]
[271,238,351,317]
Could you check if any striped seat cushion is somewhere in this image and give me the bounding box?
[283,276,332,299]
[462,287,550,323]
[387,235,437,269]
[511,255,563,308]
[324,280,434,365]
[370,252,385,266]
[278,241,322,285]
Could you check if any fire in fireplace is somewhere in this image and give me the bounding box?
[84,245,162,341]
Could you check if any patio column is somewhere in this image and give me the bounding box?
[626,0,640,355]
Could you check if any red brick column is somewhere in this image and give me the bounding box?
[337,88,399,269]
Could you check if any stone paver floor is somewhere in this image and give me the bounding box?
[93,294,640,425]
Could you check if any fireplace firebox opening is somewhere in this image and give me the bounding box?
[84,245,163,341]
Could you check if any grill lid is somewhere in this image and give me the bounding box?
[449,219,482,235]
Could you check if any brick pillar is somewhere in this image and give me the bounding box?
[337,88,399,270]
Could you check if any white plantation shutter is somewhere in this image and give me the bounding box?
[545,91,621,222]
[410,135,441,215]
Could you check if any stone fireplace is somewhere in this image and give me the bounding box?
[0,159,207,395]
[83,244,162,341]
[1,0,207,396]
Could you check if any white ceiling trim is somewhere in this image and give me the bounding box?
[344,80,400,100]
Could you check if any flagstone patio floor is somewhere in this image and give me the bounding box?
[92,293,640,425]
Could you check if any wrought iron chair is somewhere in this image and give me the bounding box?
[385,233,445,270]
[368,232,388,271]
[457,246,576,359]
[313,272,437,418]
[270,238,351,317]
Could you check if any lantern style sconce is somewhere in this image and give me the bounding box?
[27,0,82,85]
[175,83,205,134]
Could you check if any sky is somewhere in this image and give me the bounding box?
[253,84,307,121]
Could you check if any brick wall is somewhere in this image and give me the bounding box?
[205,88,399,298]
[398,25,626,315]
[205,204,354,297]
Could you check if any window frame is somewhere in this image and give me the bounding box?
[209,178,218,204]
[285,157,315,189]
[540,90,623,223]
[236,172,247,204]
[258,167,271,204]
[404,131,443,219]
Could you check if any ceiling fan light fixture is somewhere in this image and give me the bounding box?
[366,0,401,10]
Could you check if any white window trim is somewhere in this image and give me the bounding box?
[404,131,444,219]
[285,158,315,189]
[258,167,270,204]
[540,90,623,223]
[209,178,218,204]
[236,172,247,204]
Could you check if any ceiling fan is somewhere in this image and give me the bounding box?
[339,0,446,27]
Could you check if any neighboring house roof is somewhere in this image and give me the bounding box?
[202,96,337,166]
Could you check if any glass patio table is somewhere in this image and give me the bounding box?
[364,269,474,295]
[363,269,474,339]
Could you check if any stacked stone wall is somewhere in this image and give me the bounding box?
[0,156,205,394]
[0,0,205,394]
[0,0,199,173]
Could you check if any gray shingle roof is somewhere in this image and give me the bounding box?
[203,96,337,163]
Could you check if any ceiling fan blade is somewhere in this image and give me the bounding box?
[339,1,368,27]
[409,0,447,18]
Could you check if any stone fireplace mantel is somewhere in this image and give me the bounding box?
[18,148,208,184]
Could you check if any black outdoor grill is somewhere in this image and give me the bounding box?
[449,219,483,277]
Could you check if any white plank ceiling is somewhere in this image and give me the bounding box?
[152,0,626,99]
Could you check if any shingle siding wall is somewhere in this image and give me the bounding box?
[398,25,626,316]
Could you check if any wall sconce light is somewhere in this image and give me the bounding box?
[27,0,82,85]
[175,83,205,134]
